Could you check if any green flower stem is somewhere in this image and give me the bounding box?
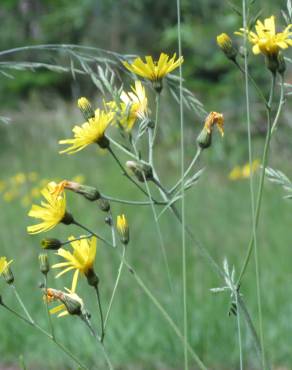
[170,147,202,194]
[1,302,88,370]
[44,275,55,340]
[107,146,153,200]
[237,72,276,286]
[104,246,126,329]
[151,93,160,154]
[73,220,114,248]
[108,137,137,159]
[12,285,34,324]
[109,210,117,248]
[101,194,166,206]
[94,285,105,343]
[123,259,208,370]
[235,292,243,370]
[271,73,285,134]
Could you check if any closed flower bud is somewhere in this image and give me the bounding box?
[126,160,153,182]
[63,181,101,202]
[41,238,62,250]
[0,257,14,285]
[97,198,111,212]
[117,214,129,245]
[197,127,212,149]
[62,293,83,316]
[77,97,95,121]
[39,253,50,275]
[217,33,237,61]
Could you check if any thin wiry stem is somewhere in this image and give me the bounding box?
[235,293,243,370]
[11,285,34,324]
[1,302,88,369]
[271,73,285,134]
[104,246,125,328]
[101,194,166,206]
[44,275,55,339]
[108,137,137,159]
[73,220,114,248]
[94,286,105,343]
[123,259,207,370]
[176,1,188,368]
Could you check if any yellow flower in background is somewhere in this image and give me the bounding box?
[45,287,84,318]
[59,109,114,154]
[204,111,224,136]
[236,16,292,56]
[12,173,26,185]
[27,182,69,234]
[117,214,129,244]
[123,53,184,82]
[52,236,97,291]
[229,160,260,180]
[0,257,13,275]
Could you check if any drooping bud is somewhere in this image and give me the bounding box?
[39,253,50,275]
[216,33,237,61]
[77,97,95,121]
[126,160,153,182]
[197,111,224,150]
[97,198,111,212]
[0,257,14,285]
[117,214,129,245]
[63,181,101,202]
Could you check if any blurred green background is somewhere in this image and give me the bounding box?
[0,0,292,369]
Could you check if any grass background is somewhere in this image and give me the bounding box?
[0,90,291,369]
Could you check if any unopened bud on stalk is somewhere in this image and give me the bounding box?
[117,214,129,245]
[78,97,95,121]
[277,52,286,75]
[126,160,153,182]
[39,254,50,275]
[197,111,224,150]
[41,238,62,250]
[63,181,101,202]
[0,257,14,285]
[216,33,237,61]
[97,198,111,212]
[62,293,83,316]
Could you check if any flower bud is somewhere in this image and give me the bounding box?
[78,97,95,121]
[41,238,62,250]
[62,293,83,316]
[197,127,212,149]
[39,253,50,275]
[117,214,129,245]
[217,33,237,61]
[64,181,101,202]
[126,160,153,182]
[0,257,14,285]
[97,198,111,212]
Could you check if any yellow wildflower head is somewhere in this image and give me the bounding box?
[77,97,95,121]
[52,236,98,291]
[117,214,129,245]
[0,257,14,284]
[123,53,184,92]
[216,33,237,60]
[236,16,292,57]
[45,287,84,317]
[228,166,242,181]
[59,108,114,154]
[204,112,224,136]
[27,182,73,235]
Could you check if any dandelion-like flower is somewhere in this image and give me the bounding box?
[123,53,183,92]
[0,257,13,275]
[59,108,114,154]
[52,236,97,291]
[110,81,149,131]
[27,182,72,234]
[236,16,292,56]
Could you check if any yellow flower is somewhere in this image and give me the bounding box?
[242,160,260,179]
[117,214,129,245]
[45,287,84,318]
[204,111,224,137]
[236,16,292,56]
[59,109,114,154]
[52,236,97,291]
[27,182,71,234]
[228,166,242,181]
[216,33,237,60]
[0,257,13,275]
[123,53,183,90]
[109,81,149,131]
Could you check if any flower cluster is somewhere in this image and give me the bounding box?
[229,160,260,181]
